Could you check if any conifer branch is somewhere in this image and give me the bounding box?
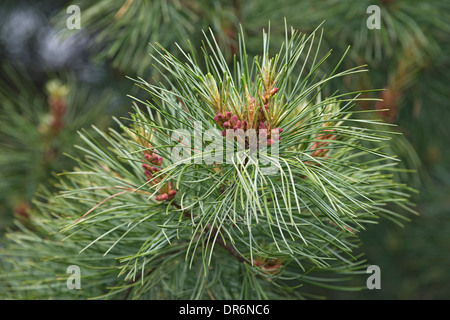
[0,17,421,300]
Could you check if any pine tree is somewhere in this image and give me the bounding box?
[1,0,448,300]
[0,23,416,299]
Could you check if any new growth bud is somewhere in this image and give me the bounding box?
[211,85,284,150]
[269,87,278,96]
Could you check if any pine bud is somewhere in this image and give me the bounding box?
[252,260,262,267]
[155,193,168,201]
[150,166,158,173]
[269,87,278,96]
[259,130,267,138]
[168,190,177,197]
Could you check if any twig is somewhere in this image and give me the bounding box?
[207,224,247,263]
[73,190,128,224]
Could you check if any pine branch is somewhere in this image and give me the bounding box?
[171,201,247,264]
[0,20,418,300]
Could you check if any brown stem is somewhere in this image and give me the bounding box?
[172,202,247,264]
[123,201,248,298]
[205,224,247,264]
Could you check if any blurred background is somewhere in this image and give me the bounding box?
[0,0,448,299]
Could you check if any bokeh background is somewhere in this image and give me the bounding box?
[0,0,448,299]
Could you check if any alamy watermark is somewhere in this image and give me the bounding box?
[366,265,381,289]
[366,5,381,30]
[169,121,280,175]
[66,5,81,30]
[66,265,81,289]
